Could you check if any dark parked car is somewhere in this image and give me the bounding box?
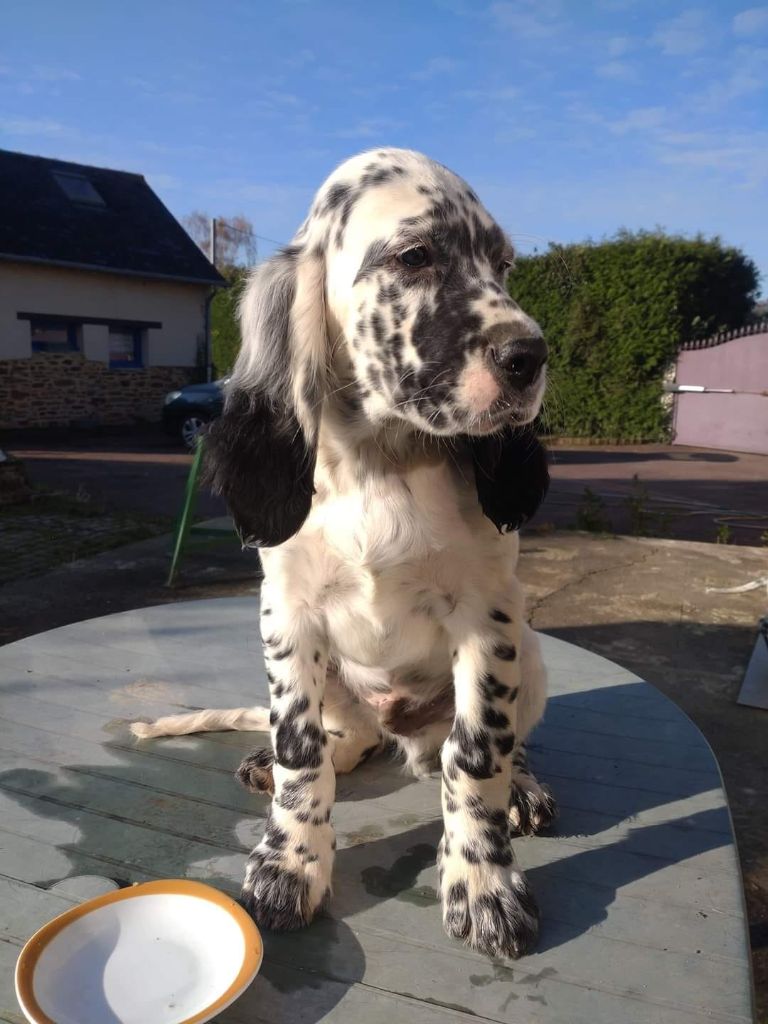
[162,379,226,447]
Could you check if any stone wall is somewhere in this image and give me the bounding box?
[0,353,197,428]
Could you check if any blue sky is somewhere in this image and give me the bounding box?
[2,0,767,295]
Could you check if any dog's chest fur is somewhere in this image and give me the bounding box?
[262,447,519,703]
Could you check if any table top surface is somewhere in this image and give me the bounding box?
[0,596,754,1024]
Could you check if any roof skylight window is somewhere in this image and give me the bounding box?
[52,171,105,206]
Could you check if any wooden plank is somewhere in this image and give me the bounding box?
[0,762,257,853]
[528,722,716,773]
[0,790,250,891]
[0,713,259,778]
[0,742,261,815]
[0,650,266,715]
[541,701,708,745]
[0,644,266,708]
[261,916,753,1024]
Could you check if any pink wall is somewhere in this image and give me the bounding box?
[673,332,768,455]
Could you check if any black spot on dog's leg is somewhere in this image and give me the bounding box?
[449,716,494,780]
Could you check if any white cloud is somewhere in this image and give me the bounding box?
[733,6,768,35]
[596,60,636,80]
[489,0,566,39]
[657,130,768,186]
[606,35,632,57]
[0,62,81,96]
[333,118,406,139]
[261,90,302,106]
[457,86,520,101]
[144,172,181,191]
[652,9,711,56]
[695,44,768,109]
[0,117,68,137]
[410,56,460,80]
[282,48,316,70]
[494,125,537,143]
[31,65,80,82]
[608,106,667,134]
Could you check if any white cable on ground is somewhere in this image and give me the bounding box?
[705,576,768,597]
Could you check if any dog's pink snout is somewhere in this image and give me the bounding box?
[461,365,502,413]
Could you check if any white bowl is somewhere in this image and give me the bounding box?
[15,880,263,1024]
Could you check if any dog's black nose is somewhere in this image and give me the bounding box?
[490,336,548,387]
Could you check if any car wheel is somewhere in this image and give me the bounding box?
[180,414,209,449]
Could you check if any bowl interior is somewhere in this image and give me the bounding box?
[19,887,260,1024]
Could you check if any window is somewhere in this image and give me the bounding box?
[109,326,144,369]
[30,321,80,354]
[52,171,105,207]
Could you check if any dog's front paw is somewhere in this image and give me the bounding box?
[509,778,557,836]
[439,837,539,958]
[240,833,332,930]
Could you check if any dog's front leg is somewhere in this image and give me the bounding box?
[240,598,334,930]
[439,590,539,958]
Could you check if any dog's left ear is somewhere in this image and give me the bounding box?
[203,244,328,548]
[469,428,549,533]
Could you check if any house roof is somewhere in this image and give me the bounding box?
[0,149,225,286]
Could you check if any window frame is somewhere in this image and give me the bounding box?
[51,170,106,207]
[30,320,80,354]
[108,326,145,370]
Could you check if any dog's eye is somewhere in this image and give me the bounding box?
[398,246,430,269]
[499,259,514,276]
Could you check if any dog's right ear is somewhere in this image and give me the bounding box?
[203,244,327,548]
[469,427,550,534]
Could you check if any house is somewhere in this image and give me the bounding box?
[672,318,768,455]
[0,149,225,429]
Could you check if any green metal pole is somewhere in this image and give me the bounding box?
[166,435,205,586]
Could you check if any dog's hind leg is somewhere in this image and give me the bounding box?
[508,625,556,835]
[236,673,384,793]
[508,745,557,835]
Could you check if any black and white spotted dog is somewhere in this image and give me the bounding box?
[133,148,556,959]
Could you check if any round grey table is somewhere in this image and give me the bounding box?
[0,597,755,1023]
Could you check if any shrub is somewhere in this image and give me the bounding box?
[509,231,759,441]
[211,268,248,378]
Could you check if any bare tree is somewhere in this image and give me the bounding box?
[182,211,258,269]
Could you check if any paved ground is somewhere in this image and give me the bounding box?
[6,428,225,523]
[0,522,765,1018]
[8,430,767,546]
[546,443,768,545]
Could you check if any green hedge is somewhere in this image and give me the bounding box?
[211,268,248,379]
[509,231,759,441]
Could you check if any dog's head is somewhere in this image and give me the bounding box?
[206,148,549,546]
